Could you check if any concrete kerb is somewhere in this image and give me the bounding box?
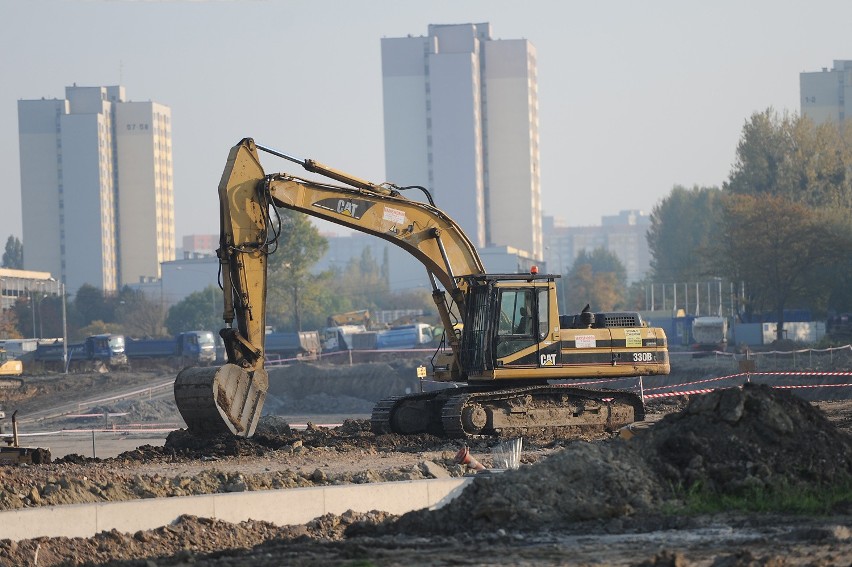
[0,477,472,541]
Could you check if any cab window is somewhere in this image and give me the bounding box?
[497,289,534,336]
[537,288,549,340]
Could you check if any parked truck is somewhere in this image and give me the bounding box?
[375,323,435,350]
[320,324,367,352]
[33,334,128,372]
[125,331,217,368]
[691,316,728,355]
[264,330,321,362]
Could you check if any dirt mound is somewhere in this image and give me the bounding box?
[364,384,852,537]
[638,383,852,493]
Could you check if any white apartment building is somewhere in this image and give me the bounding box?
[381,23,542,261]
[18,85,174,294]
[800,60,852,125]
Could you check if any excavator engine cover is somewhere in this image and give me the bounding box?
[174,364,268,437]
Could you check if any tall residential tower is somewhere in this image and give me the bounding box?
[381,23,542,260]
[800,60,852,125]
[18,85,175,293]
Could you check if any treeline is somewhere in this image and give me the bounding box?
[562,109,852,339]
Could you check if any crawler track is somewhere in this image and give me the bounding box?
[371,384,645,440]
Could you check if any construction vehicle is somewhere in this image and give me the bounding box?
[34,334,128,372]
[327,309,373,329]
[691,316,728,355]
[126,331,217,368]
[0,348,23,377]
[173,138,670,438]
[0,411,51,464]
[0,348,24,389]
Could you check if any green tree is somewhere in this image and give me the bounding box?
[266,209,329,331]
[72,284,111,327]
[713,194,841,340]
[722,108,852,318]
[116,287,166,337]
[165,286,222,336]
[2,236,23,269]
[647,185,724,282]
[327,247,390,313]
[0,307,21,339]
[725,109,852,209]
[563,248,627,312]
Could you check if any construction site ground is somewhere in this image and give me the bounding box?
[1,352,852,565]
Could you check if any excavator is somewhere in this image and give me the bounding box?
[173,138,670,439]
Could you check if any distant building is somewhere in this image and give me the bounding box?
[182,234,217,258]
[800,60,852,125]
[18,84,175,294]
[0,268,60,311]
[381,23,542,260]
[543,211,651,284]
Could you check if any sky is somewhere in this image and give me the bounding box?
[1,0,849,244]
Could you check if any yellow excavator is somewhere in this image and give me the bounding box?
[173,138,670,439]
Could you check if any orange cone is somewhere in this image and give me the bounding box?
[454,446,485,471]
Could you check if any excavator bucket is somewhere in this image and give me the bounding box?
[173,364,268,437]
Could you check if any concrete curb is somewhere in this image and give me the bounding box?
[0,477,473,541]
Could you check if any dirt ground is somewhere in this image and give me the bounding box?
[1,357,852,566]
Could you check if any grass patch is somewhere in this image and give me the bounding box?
[667,480,852,515]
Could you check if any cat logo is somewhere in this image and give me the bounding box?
[540,353,557,366]
[312,197,375,220]
[336,200,359,217]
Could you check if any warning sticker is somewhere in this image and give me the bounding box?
[624,328,642,348]
[575,334,596,348]
[383,206,406,224]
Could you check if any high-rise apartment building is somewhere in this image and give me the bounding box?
[381,23,542,260]
[18,85,174,293]
[800,60,852,125]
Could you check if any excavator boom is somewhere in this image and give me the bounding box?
[175,138,486,436]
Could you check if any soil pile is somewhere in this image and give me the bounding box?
[638,383,852,493]
[371,384,852,536]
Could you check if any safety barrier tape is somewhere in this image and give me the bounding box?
[644,389,715,400]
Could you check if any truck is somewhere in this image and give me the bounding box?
[374,323,435,350]
[125,331,217,368]
[691,316,728,355]
[33,334,128,372]
[264,330,321,361]
[173,138,670,438]
[320,324,366,352]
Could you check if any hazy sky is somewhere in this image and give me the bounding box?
[1,0,849,244]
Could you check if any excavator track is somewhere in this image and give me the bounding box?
[371,384,645,440]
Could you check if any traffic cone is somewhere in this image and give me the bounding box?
[454,446,485,471]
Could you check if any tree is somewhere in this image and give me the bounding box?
[72,284,111,327]
[721,108,852,319]
[563,248,627,312]
[0,308,21,339]
[266,209,329,331]
[165,286,222,336]
[647,185,724,282]
[725,109,852,210]
[2,236,23,269]
[116,287,166,337]
[713,194,841,340]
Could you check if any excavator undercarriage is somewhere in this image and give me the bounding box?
[371,384,645,439]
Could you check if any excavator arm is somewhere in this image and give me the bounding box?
[175,138,485,437]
